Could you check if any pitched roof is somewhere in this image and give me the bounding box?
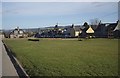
[114,21,120,31]
[74,26,81,31]
[106,23,117,30]
[86,26,94,33]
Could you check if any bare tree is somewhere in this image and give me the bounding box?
[90,18,100,25]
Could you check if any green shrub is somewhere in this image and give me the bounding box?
[28,38,39,41]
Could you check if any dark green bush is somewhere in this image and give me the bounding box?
[28,38,39,41]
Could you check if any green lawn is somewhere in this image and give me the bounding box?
[3,38,118,76]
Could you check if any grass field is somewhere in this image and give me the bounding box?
[3,38,118,76]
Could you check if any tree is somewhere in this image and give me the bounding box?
[54,23,59,37]
[90,18,100,25]
[71,24,74,28]
[78,32,82,41]
[83,22,88,26]
[108,27,113,38]
[83,22,89,30]
[90,18,101,30]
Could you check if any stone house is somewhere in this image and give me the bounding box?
[9,27,27,38]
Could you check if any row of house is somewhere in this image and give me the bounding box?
[3,20,120,38]
[35,20,120,38]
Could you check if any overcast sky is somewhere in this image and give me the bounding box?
[1,1,119,29]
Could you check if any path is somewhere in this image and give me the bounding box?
[0,35,2,78]
[0,35,18,77]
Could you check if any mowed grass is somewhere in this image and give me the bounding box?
[3,38,118,76]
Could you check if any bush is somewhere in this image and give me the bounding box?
[28,38,39,41]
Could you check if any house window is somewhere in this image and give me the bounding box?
[19,31,23,34]
[14,30,18,34]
